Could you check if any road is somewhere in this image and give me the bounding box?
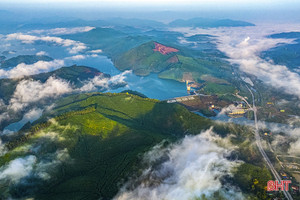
[245,85,293,200]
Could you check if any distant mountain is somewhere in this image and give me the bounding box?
[65,27,152,57]
[0,56,5,63]
[169,18,255,28]
[0,65,109,104]
[105,17,165,28]
[268,32,300,39]
[142,29,184,44]
[261,32,300,69]
[15,18,164,33]
[0,55,53,69]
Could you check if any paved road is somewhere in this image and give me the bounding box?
[245,85,293,200]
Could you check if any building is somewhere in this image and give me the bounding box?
[229,109,246,115]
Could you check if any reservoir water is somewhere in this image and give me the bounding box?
[1,40,187,132]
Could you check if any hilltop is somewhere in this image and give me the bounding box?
[0,65,124,131]
[114,40,240,99]
[64,26,246,100]
[0,93,211,199]
[0,55,54,69]
[0,92,271,200]
[0,65,108,104]
[261,32,300,69]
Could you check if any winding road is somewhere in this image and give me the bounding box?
[245,85,293,200]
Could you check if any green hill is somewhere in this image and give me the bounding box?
[114,41,238,97]
[65,28,236,95]
[261,32,300,69]
[0,65,109,104]
[0,92,273,200]
[0,55,53,68]
[114,41,177,76]
[64,27,246,99]
[0,92,211,199]
[0,65,124,131]
[114,41,218,77]
[63,27,152,57]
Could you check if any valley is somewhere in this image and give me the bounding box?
[0,12,300,200]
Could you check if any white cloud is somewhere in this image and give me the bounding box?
[172,24,300,98]
[35,148,71,180]
[0,98,5,109]
[0,112,9,123]
[79,70,131,92]
[23,108,43,122]
[65,54,86,60]
[262,123,300,156]
[88,49,103,54]
[114,129,243,200]
[9,77,73,111]
[177,36,197,46]
[2,108,43,136]
[0,139,7,156]
[285,128,300,156]
[30,26,95,35]
[6,33,87,54]
[0,148,71,187]
[5,71,130,111]
[0,59,65,79]
[0,43,11,48]
[288,139,300,155]
[36,51,48,56]
[66,54,101,60]
[0,155,36,183]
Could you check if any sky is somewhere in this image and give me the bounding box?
[1,0,299,9]
[1,0,300,23]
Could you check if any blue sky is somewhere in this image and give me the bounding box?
[1,0,299,23]
[1,0,299,9]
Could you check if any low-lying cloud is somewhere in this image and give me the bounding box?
[0,99,5,109]
[0,138,7,156]
[88,49,103,54]
[172,24,300,99]
[79,70,131,92]
[65,53,101,60]
[36,51,48,56]
[5,71,130,112]
[0,112,9,124]
[9,76,73,111]
[2,108,43,136]
[0,59,65,79]
[274,127,300,156]
[0,155,36,183]
[0,148,71,194]
[114,129,243,200]
[65,54,86,60]
[6,33,87,54]
[30,26,95,35]
[34,148,71,180]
